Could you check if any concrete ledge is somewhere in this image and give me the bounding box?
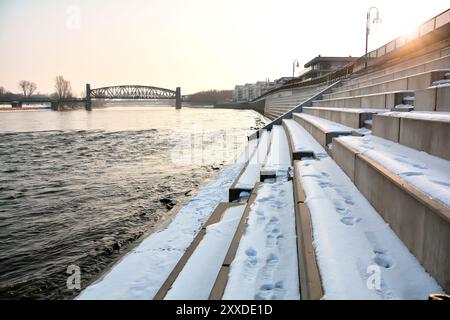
[436,85,450,112]
[373,113,450,161]
[293,161,324,300]
[303,107,380,128]
[282,119,317,161]
[209,186,259,300]
[153,202,244,300]
[354,154,450,292]
[399,117,450,161]
[331,137,359,182]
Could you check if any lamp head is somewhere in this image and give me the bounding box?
[373,12,382,23]
[296,61,300,67]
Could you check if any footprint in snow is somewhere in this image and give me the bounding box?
[340,216,361,226]
[373,250,394,269]
[266,234,276,248]
[254,284,274,300]
[399,171,424,177]
[256,253,279,284]
[272,281,287,300]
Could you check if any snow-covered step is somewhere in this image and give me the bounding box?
[302,107,387,129]
[332,134,450,292]
[260,125,292,179]
[211,181,300,300]
[157,203,246,300]
[313,90,413,109]
[229,130,271,201]
[292,113,352,149]
[282,119,328,160]
[290,128,444,298]
[372,111,450,161]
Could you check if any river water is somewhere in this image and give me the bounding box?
[0,104,267,299]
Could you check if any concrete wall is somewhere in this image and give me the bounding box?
[373,114,450,161]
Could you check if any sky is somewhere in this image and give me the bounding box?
[0,0,448,96]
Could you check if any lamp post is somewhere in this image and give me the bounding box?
[365,7,382,69]
[292,59,300,78]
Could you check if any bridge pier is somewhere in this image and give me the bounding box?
[11,101,22,108]
[85,83,92,111]
[175,87,182,109]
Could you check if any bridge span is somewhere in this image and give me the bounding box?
[0,84,182,111]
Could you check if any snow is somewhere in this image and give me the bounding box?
[235,130,271,189]
[338,135,450,209]
[222,181,300,300]
[297,156,443,299]
[164,205,245,300]
[282,119,328,158]
[394,104,414,110]
[379,111,450,122]
[431,79,450,86]
[293,113,353,133]
[290,127,444,298]
[77,141,257,300]
[261,125,291,177]
[353,127,372,135]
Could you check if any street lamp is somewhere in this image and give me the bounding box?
[292,59,300,78]
[365,6,382,69]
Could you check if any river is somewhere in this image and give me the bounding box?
[0,104,267,299]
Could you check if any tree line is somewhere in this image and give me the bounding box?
[0,76,74,99]
[185,89,233,104]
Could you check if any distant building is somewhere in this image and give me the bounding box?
[233,81,275,102]
[299,55,358,80]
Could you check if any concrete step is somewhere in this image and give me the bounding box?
[331,135,450,292]
[338,55,450,92]
[313,90,413,109]
[302,107,386,129]
[345,49,447,86]
[210,181,299,300]
[326,70,449,99]
[282,118,327,160]
[292,113,352,149]
[372,111,450,161]
[229,130,271,201]
[154,202,246,300]
[415,85,450,112]
[260,125,292,179]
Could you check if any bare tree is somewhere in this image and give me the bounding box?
[18,80,37,96]
[54,76,72,99]
[0,86,5,96]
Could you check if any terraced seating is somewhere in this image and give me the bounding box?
[372,111,450,160]
[154,203,245,300]
[302,106,386,128]
[263,84,327,120]
[415,83,450,112]
[313,90,413,109]
[326,70,448,100]
[331,135,450,292]
[229,130,271,201]
[282,118,327,160]
[338,55,450,91]
[292,113,352,149]
[211,181,300,300]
